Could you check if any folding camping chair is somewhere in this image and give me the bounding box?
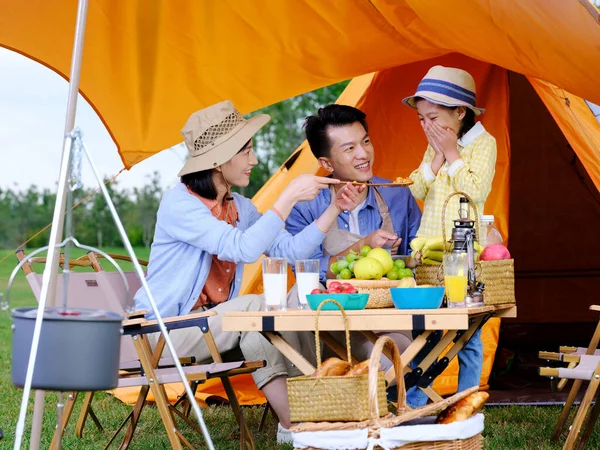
[539,305,600,450]
[16,249,264,449]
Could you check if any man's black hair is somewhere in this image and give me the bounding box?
[304,105,368,159]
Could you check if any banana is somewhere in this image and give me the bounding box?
[423,249,444,262]
[424,236,445,251]
[410,237,427,252]
[422,257,442,265]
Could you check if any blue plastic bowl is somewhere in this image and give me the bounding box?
[306,293,369,311]
[389,286,445,309]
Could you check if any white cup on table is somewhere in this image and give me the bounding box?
[262,257,288,311]
[295,259,320,310]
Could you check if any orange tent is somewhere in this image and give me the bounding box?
[1,0,599,169]
[2,0,600,398]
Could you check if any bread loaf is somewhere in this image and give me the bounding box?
[311,357,352,377]
[435,391,489,424]
[345,360,381,376]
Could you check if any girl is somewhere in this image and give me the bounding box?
[403,66,497,407]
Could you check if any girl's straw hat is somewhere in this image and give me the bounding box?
[403,65,485,116]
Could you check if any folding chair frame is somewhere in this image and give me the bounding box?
[16,250,263,450]
[539,305,600,450]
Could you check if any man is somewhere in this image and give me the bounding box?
[285,105,421,399]
[286,104,421,283]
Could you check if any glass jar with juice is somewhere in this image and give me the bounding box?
[443,253,469,308]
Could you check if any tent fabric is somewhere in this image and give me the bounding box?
[1,1,600,169]
[110,373,266,407]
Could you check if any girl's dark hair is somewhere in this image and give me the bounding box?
[181,169,217,199]
[454,107,475,139]
[414,97,476,139]
[180,139,252,200]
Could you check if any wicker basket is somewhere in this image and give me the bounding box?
[287,299,388,423]
[415,191,515,306]
[326,278,402,308]
[415,259,515,305]
[292,337,484,450]
[385,433,483,449]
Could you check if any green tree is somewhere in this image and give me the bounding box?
[237,80,350,197]
[132,172,163,248]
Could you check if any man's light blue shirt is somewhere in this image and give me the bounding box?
[286,176,422,282]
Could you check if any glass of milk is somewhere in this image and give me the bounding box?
[262,257,288,311]
[295,259,320,310]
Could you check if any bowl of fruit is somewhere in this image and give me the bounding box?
[331,246,414,281]
[306,282,369,311]
[389,285,445,309]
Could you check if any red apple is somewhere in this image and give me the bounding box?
[341,283,356,294]
[329,281,341,291]
[310,288,322,294]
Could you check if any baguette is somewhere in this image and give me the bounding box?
[435,391,489,424]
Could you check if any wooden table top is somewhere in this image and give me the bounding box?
[222,304,516,332]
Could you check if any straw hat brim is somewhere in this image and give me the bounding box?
[402,94,485,116]
[178,113,270,177]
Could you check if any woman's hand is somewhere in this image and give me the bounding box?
[332,183,365,213]
[273,175,339,222]
[284,174,339,203]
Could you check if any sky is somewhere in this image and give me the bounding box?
[0,47,187,193]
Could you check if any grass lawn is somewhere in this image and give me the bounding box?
[0,247,598,449]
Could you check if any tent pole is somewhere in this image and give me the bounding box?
[14,0,90,449]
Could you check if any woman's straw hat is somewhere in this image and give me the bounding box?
[179,100,270,176]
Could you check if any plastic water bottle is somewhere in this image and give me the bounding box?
[480,215,503,247]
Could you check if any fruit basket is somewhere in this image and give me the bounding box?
[329,246,415,308]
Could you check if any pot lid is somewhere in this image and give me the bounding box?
[12,307,123,322]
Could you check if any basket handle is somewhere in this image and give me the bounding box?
[441,191,480,253]
[368,336,405,421]
[314,299,352,371]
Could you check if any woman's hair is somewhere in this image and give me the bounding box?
[414,97,476,139]
[180,139,252,199]
[181,169,218,199]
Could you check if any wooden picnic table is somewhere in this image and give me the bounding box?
[223,303,516,402]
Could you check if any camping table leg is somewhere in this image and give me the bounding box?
[361,330,433,384]
[319,331,360,365]
[412,314,490,402]
[263,332,315,375]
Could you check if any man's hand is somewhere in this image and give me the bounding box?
[364,229,400,250]
[332,182,366,212]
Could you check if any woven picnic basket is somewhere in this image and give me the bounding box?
[326,278,400,308]
[415,191,515,306]
[292,336,484,450]
[287,299,388,423]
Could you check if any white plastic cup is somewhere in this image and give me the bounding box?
[295,260,320,309]
[262,258,288,311]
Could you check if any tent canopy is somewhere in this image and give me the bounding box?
[1,0,600,169]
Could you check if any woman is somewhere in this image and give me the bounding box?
[134,100,360,440]
[403,66,497,408]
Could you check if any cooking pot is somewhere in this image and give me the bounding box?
[12,307,123,391]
